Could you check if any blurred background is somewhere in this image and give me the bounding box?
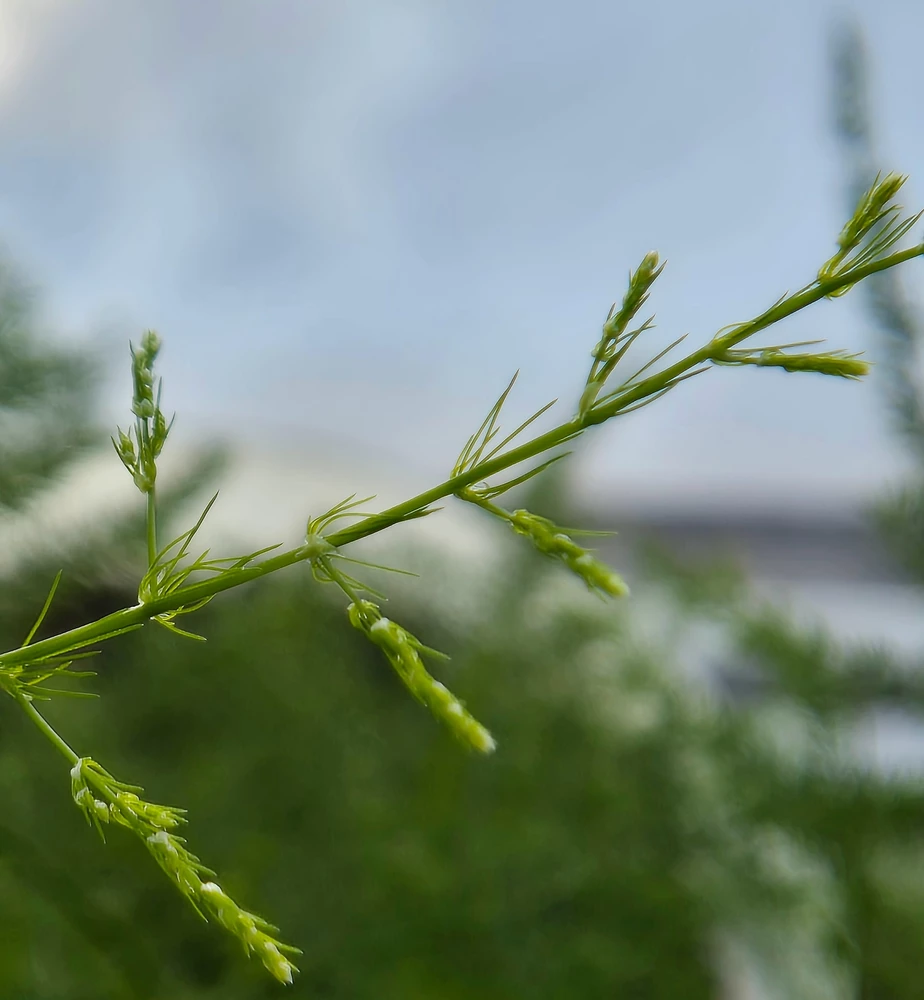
[1,2,924,997]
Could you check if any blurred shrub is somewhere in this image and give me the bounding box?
[2,551,727,998]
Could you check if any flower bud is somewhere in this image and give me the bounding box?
[200,882,299,983]
[112,428,136,469]
[508,510,629,598]
[349,602,496,753]
[131,397,155,419]
[713,346,870,381]
[130,331,162,417]
[836,172,906,255]
[151,409,170,457]
[603,251,663,338]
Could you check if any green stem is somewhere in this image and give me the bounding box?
[320,558,363,605]
[146,489,158,567]
[13,687,80,766]
[458,489,515,524]
[0,242,921,671]
[586,242,924,425]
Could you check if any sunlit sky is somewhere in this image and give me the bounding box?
[1,0,923,513]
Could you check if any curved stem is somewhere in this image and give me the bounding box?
[13,687,80,766]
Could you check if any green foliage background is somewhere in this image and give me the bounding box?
[0,519,732,998]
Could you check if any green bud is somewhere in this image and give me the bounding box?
[132,462,156,493]
[130,331,162,418]
[132,397,155,419]
[579,252,663,417]
[151,409,169,457]
[818,172,909,291]
[138,330,162,359]
[571,553,631,597]
[603,251,663,338]
[836,172,906,255]
[70,759,110,839]
[506,510,630,598]
[200,882,301,985]
[348,600,496,753]
[111,428,136,471]
[763,351,869,378]
[69,756,298,983]
[714,347,870,380]
[146,830,202,896]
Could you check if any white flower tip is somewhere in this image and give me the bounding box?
[146,830,175,852]
[472,728,497,754]
[463,719,497,753]
[262,942,295,984]
[369,617,391,634]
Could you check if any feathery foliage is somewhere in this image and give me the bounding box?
[0,163,923,986]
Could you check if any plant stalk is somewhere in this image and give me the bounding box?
[13,687,80,766]
[146,489,158,568]
[0,241,921,671]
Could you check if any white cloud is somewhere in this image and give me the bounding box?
[0,0,63,101]
[0,0,922,510]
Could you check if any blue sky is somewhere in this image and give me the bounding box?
[0,0,922,511]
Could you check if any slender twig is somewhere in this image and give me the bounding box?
[145,489,157,568]
[13,686,79,766]
[0,242,921,673]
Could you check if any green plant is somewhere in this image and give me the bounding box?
[1,174,922,985]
